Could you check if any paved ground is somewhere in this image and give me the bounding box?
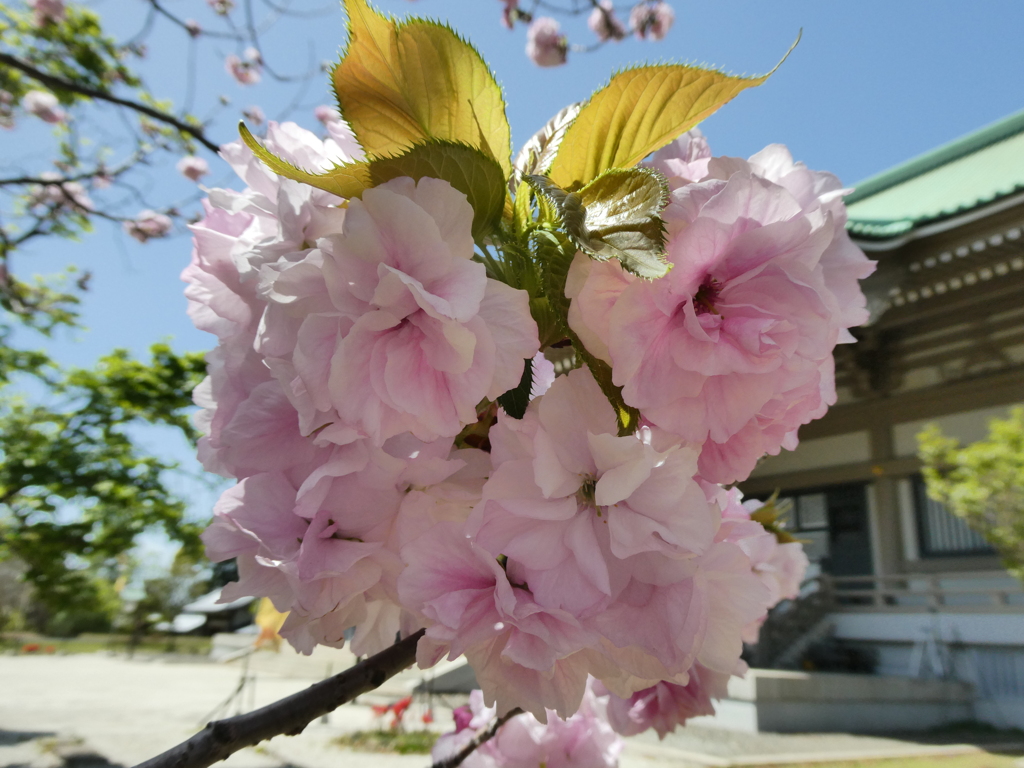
[0,653,1019,768]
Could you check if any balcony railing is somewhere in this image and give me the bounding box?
[816,571,1024,613]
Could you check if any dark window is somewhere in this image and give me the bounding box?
[913,476,993,557]
[773,483,873,577]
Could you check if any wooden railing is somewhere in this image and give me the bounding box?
[815,571,1024,613]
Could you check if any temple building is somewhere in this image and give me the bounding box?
[740,109,1024,728]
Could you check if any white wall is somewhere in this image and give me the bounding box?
[750,431,871,477]
[892,403,1023,457]
[831,612,1024,647]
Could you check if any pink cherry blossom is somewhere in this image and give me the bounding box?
[207,0,234,14]
[182,120,363,479]
[598,664,728,738]
[22,90,66,123]
[526,18,567,67]
[412,368,766,714]
[709,486,809,642]
[242,105,265,125]
[29,0,64,26]
[432,690,498,766]
[264,175,538,444]
[184,18,202,37]
[28,173,92,211]
[705,144,877,336]
[176,155,210,182]
[313,105,363,160]
[569,164,865,483]
[203,435,477,658]
[434,681,622,768]
[399,520,596,719]
[499,0,519,30]
[472,368,718,616]
[629,0,674,40]
[588,1,626,41]
[646,129,712,189]
[226,48,262,85]
[124,210,173,242]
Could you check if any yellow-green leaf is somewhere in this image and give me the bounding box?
[511,102,582,189]
[367,141,506,241]
[549,38,799,188]
[334,0,512,179]
[239,123,371,199]
[526,168,671,279]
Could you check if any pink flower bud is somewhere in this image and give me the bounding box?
[185,18,202,37]
[206,0,234,15]
[630,0,674,40]
[588,0,626,41]
[243,105,265,126]
[526,17,567,67]
[500,0,519,29]
[124,210,173,243]
[313,105,338,125]
[176,155,210,182]
[225,53,261,85]
[22,91,66,124]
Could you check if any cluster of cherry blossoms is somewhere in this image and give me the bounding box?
[433,684,623,767]
[187,0,871,736]
[509,0,675,67]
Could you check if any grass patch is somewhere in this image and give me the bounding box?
[333,730,438,755]
[1,632,211,656]
[746,752,1023,768]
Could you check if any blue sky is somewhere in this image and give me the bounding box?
[6,0,1024,560]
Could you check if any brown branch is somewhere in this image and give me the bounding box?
[432,707,524,768]
[0,53,220,153]
[133,629,424,768]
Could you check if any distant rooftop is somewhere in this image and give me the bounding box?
[846,109,1024,240]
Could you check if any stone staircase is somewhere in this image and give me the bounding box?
[747,580,837,670]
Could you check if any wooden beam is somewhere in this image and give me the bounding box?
[738,456,921,496]
[799,366,1024,440]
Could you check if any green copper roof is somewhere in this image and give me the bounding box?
[846,109,1024,240]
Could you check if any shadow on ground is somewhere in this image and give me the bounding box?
[0,734,54,748]
[0,732,124,768]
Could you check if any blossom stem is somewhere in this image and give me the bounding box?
[132,629,425,768]
[432,707,525,768]
[0,52,220,153]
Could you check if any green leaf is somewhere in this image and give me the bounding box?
[749,492,804,545]
[496,356,533,419]
[526,168,671,279]
[239,123,371,199]
[367,141,506,241]
[549,38,799,188]
[533,229,638,435]
[585,353,641,437]
[511,102,582,188]
[335,0,512,180]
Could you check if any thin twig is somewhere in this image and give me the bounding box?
[145,0,244,41]
[432,708,524,768]
[0,53,220,153]
[132,629,424,768]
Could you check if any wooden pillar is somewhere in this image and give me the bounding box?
[869,418,905,576]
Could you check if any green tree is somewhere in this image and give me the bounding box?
[918,408,1024,581]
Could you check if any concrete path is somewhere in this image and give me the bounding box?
[0,653,1017,768]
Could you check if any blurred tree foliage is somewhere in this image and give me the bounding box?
[2,1,223,633]
[0,343,207,630]
[918,408,1024,582]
